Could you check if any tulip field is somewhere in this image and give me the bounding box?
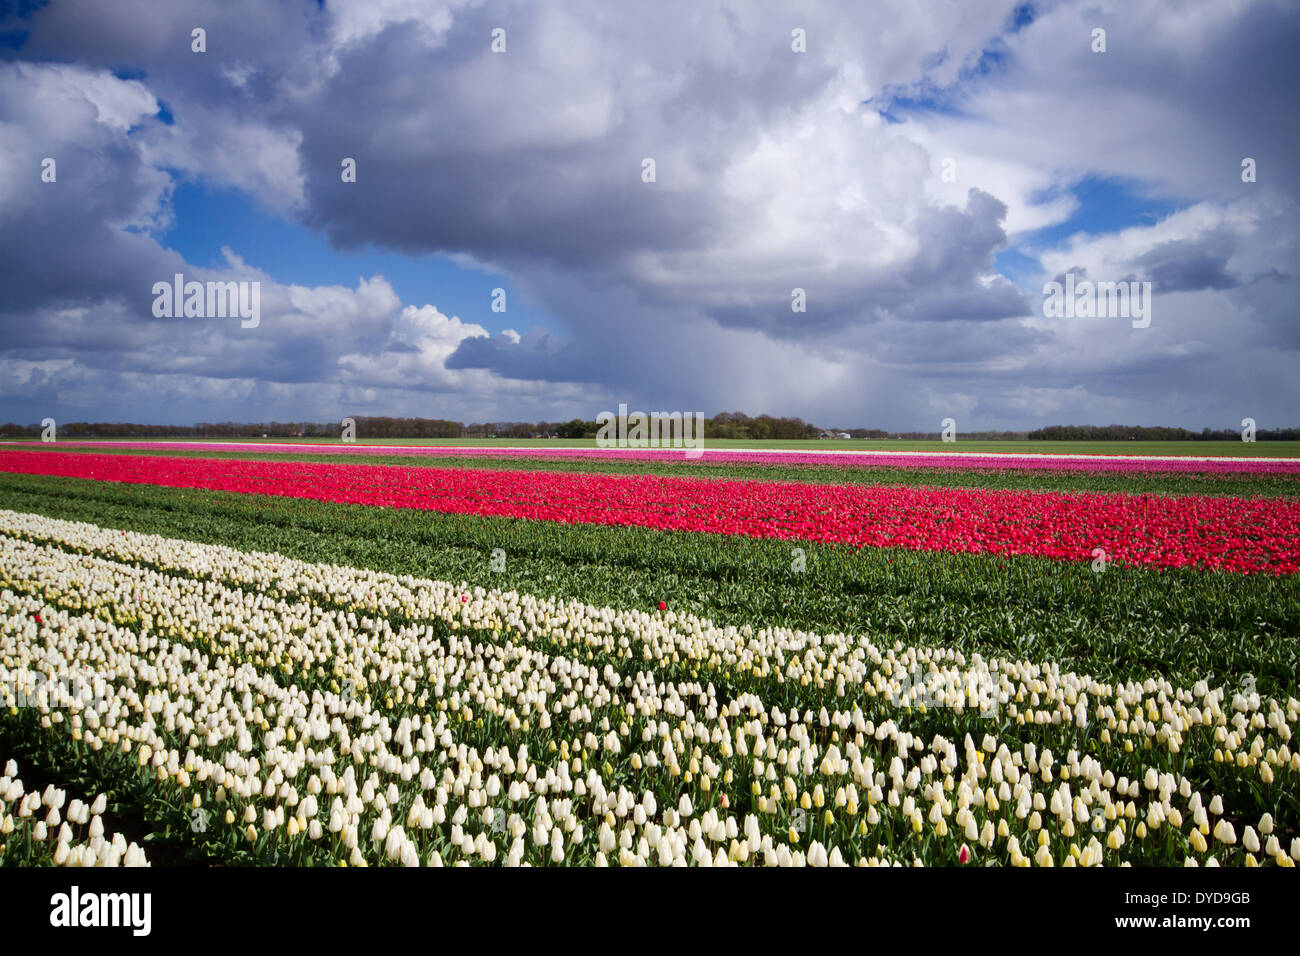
[0,442,1298,866]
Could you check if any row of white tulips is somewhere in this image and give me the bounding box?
[0,758,149,866]
[3,507,1292,785]
[0,509,1295,866]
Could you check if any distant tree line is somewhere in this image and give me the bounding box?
[1028,424,1300,441]
[1,417,1294,441]
[462,412,821,440]
[0,411,823,440]
[706,412,820,440]
[0,421,211,438]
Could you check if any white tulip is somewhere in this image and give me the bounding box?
[384,825,405,861]
[1243,826,1260,853]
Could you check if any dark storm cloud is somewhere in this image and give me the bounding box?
[1137,233,1239,293]
[446,328,571,379]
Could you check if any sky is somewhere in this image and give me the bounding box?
[0,0,1295,431]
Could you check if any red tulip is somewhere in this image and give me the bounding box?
[658,601,666,611]
[958,844,970,864]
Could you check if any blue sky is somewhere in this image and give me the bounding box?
[996,177,1182,284]
[161,182,564,340]
[1025,177,1179,246]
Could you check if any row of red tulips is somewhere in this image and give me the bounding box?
[1,450,1295,573]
